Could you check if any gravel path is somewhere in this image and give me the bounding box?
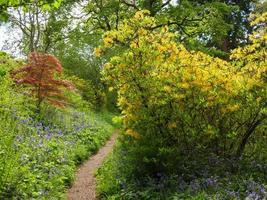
[67,132,118,200]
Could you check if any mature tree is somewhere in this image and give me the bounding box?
[208,0,255,52]
[4,0,73,54]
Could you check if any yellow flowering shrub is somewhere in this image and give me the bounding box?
[97,11,266,157]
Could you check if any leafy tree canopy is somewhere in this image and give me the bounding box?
[0,0,62,22]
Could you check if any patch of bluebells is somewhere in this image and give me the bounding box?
[7,109,113,198]
[203,176,218,189]
[175,176,219,194]
[15,114,88,153]
[189,179,201,193]
[224,190,240,199]
[245,180,267,200]
[125,156,267,200]
[179,174,266,199]
[15,110,94,142]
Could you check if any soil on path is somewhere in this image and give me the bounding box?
[67,131,118,200]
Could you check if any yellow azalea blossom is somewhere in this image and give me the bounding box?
[103,37,113,46]
[180,82,190,89]
[126,129,141,139]
[130,41,138,49]
[221,104,240,113]
[108,87,114,92]
[163,86,172,93]
[94,48,102,57]
[168,122,177,129]
[227,104,240,112]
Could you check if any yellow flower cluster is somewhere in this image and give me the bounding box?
[126,129,141,139]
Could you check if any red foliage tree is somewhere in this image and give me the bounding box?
[12,52,74,112]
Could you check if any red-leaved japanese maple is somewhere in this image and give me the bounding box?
[12,52,74,112]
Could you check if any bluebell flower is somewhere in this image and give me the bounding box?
[45,133,52,140]
[15,135,23,142]
[189,180,201,193]
[44,126,50,132]
[246,191,261,200]
[259,185,267,196]
[204,176,218,188]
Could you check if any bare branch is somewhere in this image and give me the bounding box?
[161,0,171,8]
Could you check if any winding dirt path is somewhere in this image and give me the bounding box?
[67,131,118,200]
